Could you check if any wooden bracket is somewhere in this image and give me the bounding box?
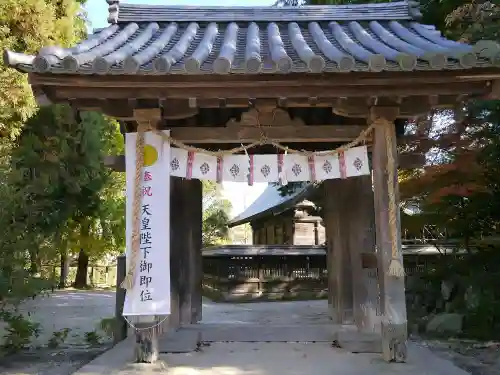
[133,108,162,123]
[369,106,400,124]
[226,107,305,128]
[489,80,500,99]
[32,87,52,107]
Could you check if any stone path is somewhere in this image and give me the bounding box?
[76,297,471,375]
[80,340,471,375]
[2,292,498,375]
[200,298,330,325]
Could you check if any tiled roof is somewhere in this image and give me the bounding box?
[3,2,500,76]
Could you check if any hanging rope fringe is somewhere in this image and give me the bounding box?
[383,119,405,278]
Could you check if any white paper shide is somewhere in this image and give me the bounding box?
[123,131,171,317]
[165,145,370,183]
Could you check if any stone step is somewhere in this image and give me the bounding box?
[159,324,381,354]
[335,330,382,353]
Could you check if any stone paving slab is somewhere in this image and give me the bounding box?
[158,323,381,353]
[159,328,201,353]
[159,323,337,348]
[75,341,471,375]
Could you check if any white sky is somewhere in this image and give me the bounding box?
[221,182,267,218]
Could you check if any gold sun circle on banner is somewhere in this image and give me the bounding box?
[143,144,158,167]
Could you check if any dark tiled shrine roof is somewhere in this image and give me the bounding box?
[4,1,500,75]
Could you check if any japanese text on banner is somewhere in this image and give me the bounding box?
[123,130,171,317]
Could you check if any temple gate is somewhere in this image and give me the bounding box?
[4,0,500,365]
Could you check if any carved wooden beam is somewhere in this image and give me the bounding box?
[226,108,305,127]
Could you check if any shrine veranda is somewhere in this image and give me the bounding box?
[4,0,500,364]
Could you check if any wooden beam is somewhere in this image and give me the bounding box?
[52,81,490,101]
[29,68,500,88]
[109,124,370,143]
[169,125,368,143]
[371,106,408,363]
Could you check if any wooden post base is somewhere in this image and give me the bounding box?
[134,321,159,363]
[381,321,407,362]
[114,255,127,344]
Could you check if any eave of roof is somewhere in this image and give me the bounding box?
[3,1,500,77]
[201,243,462,256]
[228,183,313,228]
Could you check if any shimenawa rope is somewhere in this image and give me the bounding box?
[121,117,404,300]
[381,118,405,278]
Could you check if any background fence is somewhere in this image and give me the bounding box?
[40,264,118,287]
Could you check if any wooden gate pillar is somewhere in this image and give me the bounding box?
[323,179,354,324]
[170,178,203,327]
[371,107,408,362]
[186,179,203,323]
[342,175,380,333]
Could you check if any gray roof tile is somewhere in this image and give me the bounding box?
[4,2,500,75]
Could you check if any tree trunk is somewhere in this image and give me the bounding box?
[59,251,70,289]
[29,249,39,275]
[73,249,89,288]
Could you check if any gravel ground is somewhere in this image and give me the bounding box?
[1,292,498,375]
[0,290,115,375]
[417,338,500,375]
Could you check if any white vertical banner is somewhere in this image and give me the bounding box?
[123,130,171,316]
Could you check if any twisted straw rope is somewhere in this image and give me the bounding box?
[120,123,147,290]
[377,117,405,278]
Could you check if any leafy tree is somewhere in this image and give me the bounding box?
[1,0,125,293]
[0,0,86,139]
[202,181,232,247]
[0,0,90,322]
[3,106,125,289]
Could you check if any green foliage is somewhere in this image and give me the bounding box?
[47,327,71,348]
[98,316,117,339]
[0,311,41,354]
[202,181,232,247]
[0,0,87,138]
[84,330,102,346]
[0,0,124,348]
